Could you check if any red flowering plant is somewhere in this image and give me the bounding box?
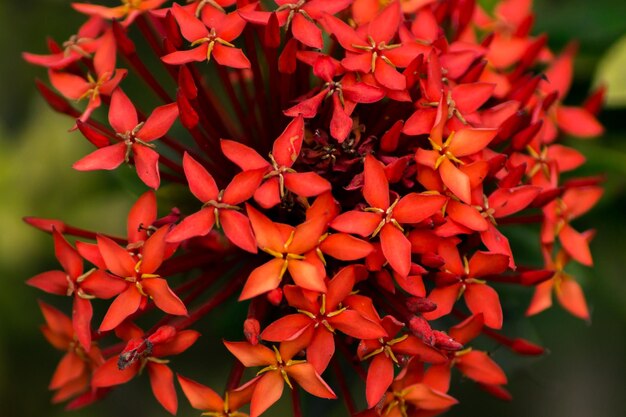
[24,0,605,415]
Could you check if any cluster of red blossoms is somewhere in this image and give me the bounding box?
[24,0,605,416]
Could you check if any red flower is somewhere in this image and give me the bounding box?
[178,374,254,417]
[224,340,336,417]
[162,3,250,68]
[92,324,199,414]
[73,89,178,189]
[72,0,167,26]
[261,266,388,372]
[28,230,125,350]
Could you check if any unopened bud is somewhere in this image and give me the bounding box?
[408,316,433,344]
[243,318,261,345]
[147,326,176,345]
[406,296,437,313]
[509,338,545,356]
[266,288,283,306]
[433,331,463,351]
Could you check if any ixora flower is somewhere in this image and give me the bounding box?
[25,0,604,416]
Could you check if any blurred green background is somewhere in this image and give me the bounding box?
[1,1,624,416]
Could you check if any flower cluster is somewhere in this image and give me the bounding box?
[25,0,604,416]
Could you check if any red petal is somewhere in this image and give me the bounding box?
[99,286,141,331]
[223,169,265,204]
[446,200,488,232]
[559,224,593,266]
[306,329,335,373]
[368,2,400,43]
[272,116,304,167]
[557,106,604,138]
[422,284,461,321]
[250,372,284,417]
[72,296,93,351]
[109,89,138,134]
[284,172,331,197]
[329,310,387,340]
[380,224,411,277]
[422,364,453,396]
[142,278,188,316]
[96,235,135,277]
[261,314,312,342]
[468,252,510,277]
[81,270,127,299]
[147,363,177,414]
[239,258,285,300]
[292,13,323,49]
[320,233,374,260]
[287,363,336,398]
[288,260,327,292]
[394,193,446,224]
[246,204,284,252]
[213,44,251,69]
[464,284,503,329]
[50,352,85,389]
[448,129,497,157]
[167,209,215,242]
[374,58,406,90]
[133,145,161,189]
[221,139,269,171]
[440,158,471,204]
[456,350,507,385]
[140,226,169,273]
[153,330,200,357]
[366,354,394,407]
[177,375,224,411]
[556,277,590,320]
[162,46,208,65]
[27,270,68,295]
[525,279,553,316]
[73,143,125,171]
[221,210,258,253]
[224,341,276,367]
[363,154,390,209]
[127,191,157,243]
[171,3,209,41]
[330,210,381,237]
[49,71,89,100]
[322,14,363,51]
[489,186,541,218]
[92,357,138,387]
[138,103,179,141]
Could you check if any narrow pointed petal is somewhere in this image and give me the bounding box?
[287,363,336,398]
[223,169,265,204]
[127,191,157,243]
[292,13,323,49]
[50,352,85,389]
[171,3,209,41]
[468,252,510,277]
[464,284,503,329]
[423,284,461,321]
[446,200,489,232]
[167,209,215,242]
[556,278,590,320]
[366,354,394,408]
[557,106,604,138]
[284,172,331,197]
[261,314,312,342]
[374,59,406,90]
[138,103,179,141]
[73,143,125,171]
[320,233,374,261]
[27,270,68,295]
[559,225,593,266]
[448,129,497,157]
[224,341,276,367]
[456,351,507,385]
[525,279,554,316]
[142,278,188,316]
[81,270,129,299]
[162,45,208,65]
[272,116,304,167]
[109,89,138,134]
[133,145,161,189]
[152,330,200,357]
[213,44,251,69]
[250,372,284,417]
[96,235,135,277]
[394,193,447,224]
[140,227,169,273]
[221,210,258,253]
[380,224,411,277]
[73,296,93,351]
[239,258,285,300]
[147,363,178,414]
[306,329,335,374]
[288,260,327,293]
[220,140,269,171]
[363,154,390,209]
[177,375,224,411]
[330,211,381,237]
[92,357,138,387]
[246,204,284,252]
[440,158,471,204]
[329,310,387,339]
[99,286,141,331]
